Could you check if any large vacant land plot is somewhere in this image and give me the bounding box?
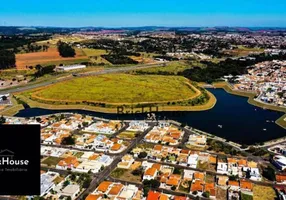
[16,47,89,69]
[81,48,110,64]
[31,74,198,104]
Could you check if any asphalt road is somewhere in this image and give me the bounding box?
[0,63,164,95]
[75,122,156,200]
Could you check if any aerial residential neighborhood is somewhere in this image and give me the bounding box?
[1,1,286,199]
[0,113,283,200]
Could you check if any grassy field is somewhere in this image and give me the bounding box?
[31,74,198,104]
[16,47,89,69]
[224,45,264,57]
[81,48,111,64]
[110,168,141,183]
[253,185,277,200]
[0,96,24,116]
[276,114,286,129]
[41,156,62,167]
[7,83,215,116]
[117,131,137,140]
[213,82,286,129]
[241,193,253,200]
[0,69,36,80]
[131,60,205,75]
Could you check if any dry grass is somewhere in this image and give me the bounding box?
[110,168,142,183]
[82,48,111,64]
[224,45,264,57]
[16,47,89,69]
[253,184,277,200]
[216,187,227,200]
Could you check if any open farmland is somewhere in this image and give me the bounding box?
[81,48,111,64]
[16,47,89,69]
[224,45,264,56]
[30,74,199,104]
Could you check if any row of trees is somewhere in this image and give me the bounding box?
[101,54,138,65]
[24,44,49,53]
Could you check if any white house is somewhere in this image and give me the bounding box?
[187,153,198,168]
[217,161,228,174]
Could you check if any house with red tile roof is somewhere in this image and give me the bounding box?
[143,167,158,180]
[276,174,286,184]
[240,179,253,192]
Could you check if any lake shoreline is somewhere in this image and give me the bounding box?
[212,82,286,129]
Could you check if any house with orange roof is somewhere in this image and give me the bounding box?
[56,156,80,170]
[276,174,286,184]
[108,183,124,196]
[240,179,253,192]
[159,194,169,200]
[238,159,247,167]
[209,155,217,165]
[190,180,204,194]
[204,182,216,198]
[147,191,161,200]
[152,163,162,171]
[165,174,181,188]
[180,149,190,155]
[85,194,102,200]
[96,181,112,193]
[228,180,240,187]
[110,143,122,152]
[154,145,163,152]
[193,172,205,181]
[143,167,158,180]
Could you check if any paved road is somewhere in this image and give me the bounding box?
[0,63,164,95]
[75,122,156,200]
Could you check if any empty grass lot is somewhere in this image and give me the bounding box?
[81,48,111,64]
[41,156,62,167]
[110,168,141,183]
[132,61,206,75]
[253,185,277,200]
[31,74,198,104]
[117,131,137,140]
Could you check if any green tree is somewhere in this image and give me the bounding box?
[138,151,148,159]
[61,136,75,145]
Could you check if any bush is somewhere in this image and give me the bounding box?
[132,168,143,176]
[262,166,276,181]
[202,191,210,198]
[138,151,148,159]
[61,136,75,145]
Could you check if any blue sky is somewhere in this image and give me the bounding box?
[1,0,286,27]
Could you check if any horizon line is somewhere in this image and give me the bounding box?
[1,25,286,29]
